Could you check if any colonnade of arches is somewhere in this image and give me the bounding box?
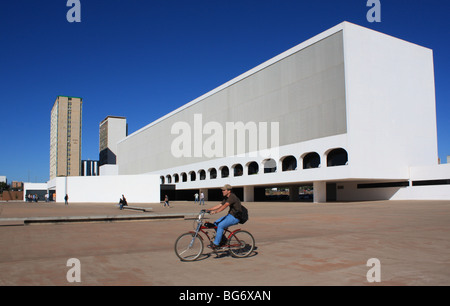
[160,148,348,184]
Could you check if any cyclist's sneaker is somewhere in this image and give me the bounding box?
[208,242,220,250]
[219,236,227,246]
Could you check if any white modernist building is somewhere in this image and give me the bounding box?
[113,22,450,202]
[115,21,450,203]
[40,22,449,203]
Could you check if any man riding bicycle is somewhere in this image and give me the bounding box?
[207,184,243,249]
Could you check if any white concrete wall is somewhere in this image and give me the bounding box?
[410,164,450,181]
[99,164,119,176]
[343,22,438,180]
[53,175,160,203]
[392,185,450,200]
[337,164,450,201]
[107,117,127,157]
[337,182,450,202]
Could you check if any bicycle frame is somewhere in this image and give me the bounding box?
[190,210,241,246]
[175,209,255,261]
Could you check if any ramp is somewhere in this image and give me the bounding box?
[121,206,153,212]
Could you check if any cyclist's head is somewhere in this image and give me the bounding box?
[221,184,232,196]
[221,184,232,191]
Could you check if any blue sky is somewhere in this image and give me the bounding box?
[0,0,449,183]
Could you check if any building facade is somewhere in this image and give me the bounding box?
[113,22,450,202]
[117,22,450,202]
[49,96,83,179]
[81,160,99,176]
[41,22,446,204]
[99,116,127,166]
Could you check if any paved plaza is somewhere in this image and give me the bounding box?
[0,199,449,286]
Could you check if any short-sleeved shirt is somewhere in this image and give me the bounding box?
[221,192,242,218]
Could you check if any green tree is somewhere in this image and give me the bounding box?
[0,182,9,193]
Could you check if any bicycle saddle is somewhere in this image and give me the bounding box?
[203,222,216,228]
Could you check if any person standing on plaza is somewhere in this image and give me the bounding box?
[200,192,205,205]
[194,192,199,204]
[64,194,69,205]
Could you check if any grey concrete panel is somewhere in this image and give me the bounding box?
[118,32,346,174]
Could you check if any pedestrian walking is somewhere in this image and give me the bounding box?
[164,195,170,207]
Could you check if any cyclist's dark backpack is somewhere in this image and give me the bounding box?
[239,205,249,224]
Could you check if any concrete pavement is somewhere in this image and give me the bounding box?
[1,200,449,285]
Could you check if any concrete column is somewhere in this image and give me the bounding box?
[313,181,326,203]
[289,185,299,201]
[243,185,254,202]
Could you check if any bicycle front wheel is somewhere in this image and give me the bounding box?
[174,232,204,261]
[228,230,255,258]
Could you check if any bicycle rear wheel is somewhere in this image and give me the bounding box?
[175,232,204,261]
[228,230,255,258]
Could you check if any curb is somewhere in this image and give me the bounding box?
[0,213,198,226]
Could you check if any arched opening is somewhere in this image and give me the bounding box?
[221,166,229,178]
[189,171,196,181]
[160,176,165,184]
[199,169,206,180]
[166,175,172,184]
[263,158,277,173]
[173,174,179,183]
[181,172,187,182]
[247,161,259,175]
[233,164,243,177]
[327,148,348,167]
[281,155,297,171]
[303,152,320,169]
[209,168,217,179]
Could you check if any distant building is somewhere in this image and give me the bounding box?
[0,176,6,184]
[49,96,83,179]
[81,160,99,176]
[11,181,23,190]
[99,116,127,166]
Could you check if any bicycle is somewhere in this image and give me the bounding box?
[174,209,255,261]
